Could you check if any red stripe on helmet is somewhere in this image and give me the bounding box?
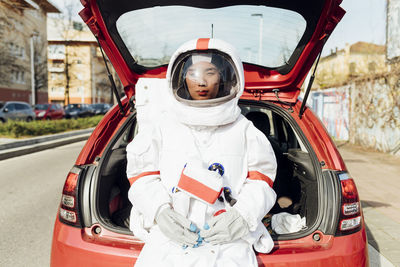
[196,38,210,50]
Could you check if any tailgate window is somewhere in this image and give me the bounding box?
[116,5,306,68]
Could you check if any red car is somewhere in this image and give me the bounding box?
[34,103,65,120]
[51,0,369,266]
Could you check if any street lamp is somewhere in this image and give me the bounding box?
[251,13,263,65]
[30,33,38,105]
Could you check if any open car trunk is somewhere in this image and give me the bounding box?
[93,99,321,240]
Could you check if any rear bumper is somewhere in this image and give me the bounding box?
[51,218,368,267]
[258,228,369,267]
[51,218,139,267]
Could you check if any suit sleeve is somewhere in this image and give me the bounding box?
[233,124,277,231]
[126,125,171,228]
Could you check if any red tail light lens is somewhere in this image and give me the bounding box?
[59,167,83,228]
[336,172,362,235]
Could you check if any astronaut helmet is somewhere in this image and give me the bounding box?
[168,39,244,107]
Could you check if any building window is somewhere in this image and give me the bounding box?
[349,62,356,75]
[11,70,26,84]
[19,46,25,59]
[8,17,23,32]
[48,45,66,59]
[368,62,377,73]
[8,42,14,53]
[52,61,64,68]
[73,22,83,31]
[51,87,64,93]
[8,42,25,59]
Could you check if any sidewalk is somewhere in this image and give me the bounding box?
[338,143,400,267]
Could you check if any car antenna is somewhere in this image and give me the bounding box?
[299,35,328,119]
[95,37,126,117]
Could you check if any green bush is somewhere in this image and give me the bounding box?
[0,116,104,138]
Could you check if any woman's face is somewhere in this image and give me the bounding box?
[185,61,220,100]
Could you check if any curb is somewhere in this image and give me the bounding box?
[0,128,94,150]
[0,129,94,161]
[391,142,400,156]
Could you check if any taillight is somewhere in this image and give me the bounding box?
[336,172,362,235]
[59,167,83,228]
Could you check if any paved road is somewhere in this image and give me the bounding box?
[0,141,85,267]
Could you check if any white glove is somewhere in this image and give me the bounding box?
[155,206,198,246]
[201,208,249,245]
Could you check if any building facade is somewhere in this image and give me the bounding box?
[47,18,114,105]
[314,42,387,89]
[0,0,59,104]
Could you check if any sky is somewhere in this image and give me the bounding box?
[48,0,387,57]
[323,0,386,55]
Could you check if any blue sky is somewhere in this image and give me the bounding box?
[323,0,386,55]
[49,0,387,58]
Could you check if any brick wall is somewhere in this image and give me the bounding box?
[0,87,48,104]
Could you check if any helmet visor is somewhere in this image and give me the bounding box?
[171,51,239,106]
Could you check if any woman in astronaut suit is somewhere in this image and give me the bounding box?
[126,38,277,267]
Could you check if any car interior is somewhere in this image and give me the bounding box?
[95,101,319,238]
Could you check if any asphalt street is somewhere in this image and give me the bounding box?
[0,141,85,267]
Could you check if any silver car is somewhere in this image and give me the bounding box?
[0,101,36,123]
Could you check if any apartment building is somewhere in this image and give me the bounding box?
[47,17,113,105]
[0,0,59,104]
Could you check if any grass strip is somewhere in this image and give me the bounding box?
[0,116,103,138]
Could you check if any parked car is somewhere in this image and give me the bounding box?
[64,103,93,119]
[91,103,112,115]
[0,101,36,123]
[51,0,368,266]
[34,103,65,120]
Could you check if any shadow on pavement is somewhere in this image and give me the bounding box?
[365,222,379,252]
[361,200,391,209]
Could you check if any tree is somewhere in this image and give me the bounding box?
[0,7,28,86]
[32,36,49,102]
[48,0,81,105]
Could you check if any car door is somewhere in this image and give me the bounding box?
[4,103,18,120]
[15,103,28,120]
[49,104,58,119]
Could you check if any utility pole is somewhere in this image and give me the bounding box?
[30,34,36,105]
[65,42,70,105]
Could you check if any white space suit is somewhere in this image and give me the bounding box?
[126,38,277,267]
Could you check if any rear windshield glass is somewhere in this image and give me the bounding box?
[35,104,49,110]
[116,5,306,68]
[66,104,81,110]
